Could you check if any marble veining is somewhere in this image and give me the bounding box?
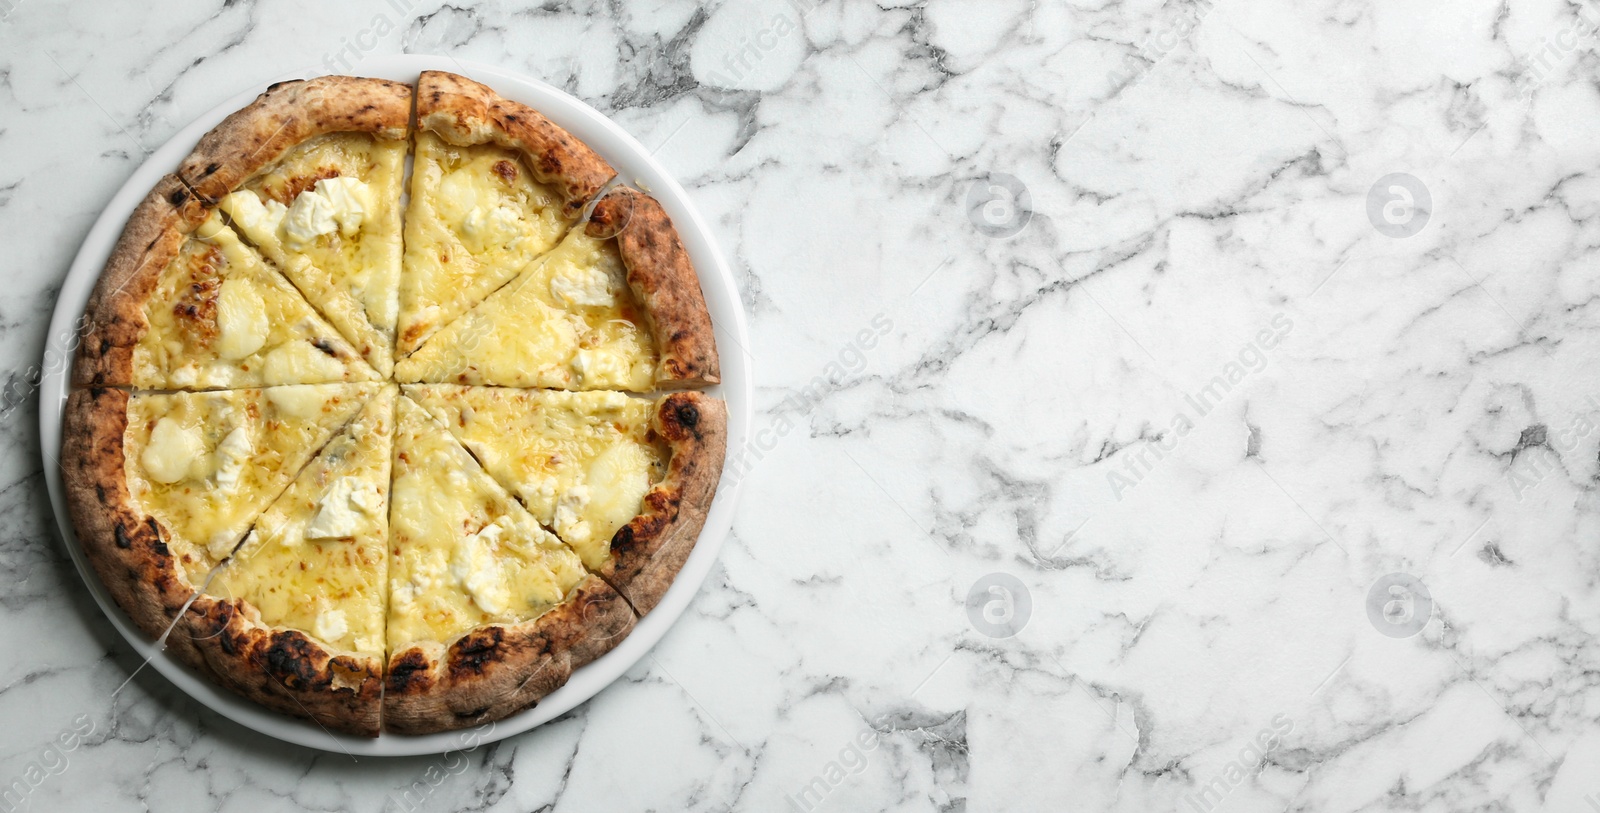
[4,0,1600,810]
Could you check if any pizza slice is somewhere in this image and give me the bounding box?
[384,395,634,734]
[394,188,720,393]
[406,385,728,615]
[61,383,376,675]
[179,76,412,377]
[181,386,394,737]
[395,71,615,356]
[74,182,378,390]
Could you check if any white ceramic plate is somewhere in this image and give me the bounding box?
[38,54,751,756]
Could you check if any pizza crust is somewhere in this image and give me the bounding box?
[590,188,722,389]
[178,76,412,205]
[60,388,217,674]
[416,70,614,219]
[72,175,207,388]
[180,596,383,737]
[598,392,727,615]
[383,576,635,734]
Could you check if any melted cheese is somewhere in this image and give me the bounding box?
[395,132,575,355]
[206,387,392,655]
[219,132,405,377]
[567,442,655,554]
[125,385,374,587]
[405,385,666,570]
[387,395,586,651]
[132,211,378,388]
[393,226,658,391]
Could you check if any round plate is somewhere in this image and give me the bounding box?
[38,54,751,756]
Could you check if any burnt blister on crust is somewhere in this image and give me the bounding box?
[658,393,705,440]
[387,649,436,694]
[264,631,327,690]
[585,191,635,240]
[675,401,700,431]
[448,627,507,677]
[195,602,240,655]
[609,523,642,559]
[611,493,675,560]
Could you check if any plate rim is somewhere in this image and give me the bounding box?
[37,53,752,757]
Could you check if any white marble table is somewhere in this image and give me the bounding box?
[4,0,1600,810]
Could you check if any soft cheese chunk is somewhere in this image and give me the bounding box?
[316,177,371,237]
[281,177,371,245]
[459,204,525,249]
[266,383,336,420]
[284,187,339,245]
[210,426,254,492]
[305,476,378,540]
[551,442,654,563]
[575,443,654,543]
[570,348,633,387]
[222,191,287,237]
[315,609,349,644]
[214,278,270,361]
[452,517,512,614]
[140,416,204,485]
[548,261,616,308]
[262,340,352,386]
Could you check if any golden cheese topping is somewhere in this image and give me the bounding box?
[393,225,658,391]
[207,386,394,656]
[133,211,379,389]
[218,133,407,377]
[394,132,576,355]
[125,384,377,586]
[406,385,665,571]
[387,395,587,651]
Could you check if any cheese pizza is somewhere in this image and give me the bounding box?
[62,72,727,737]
